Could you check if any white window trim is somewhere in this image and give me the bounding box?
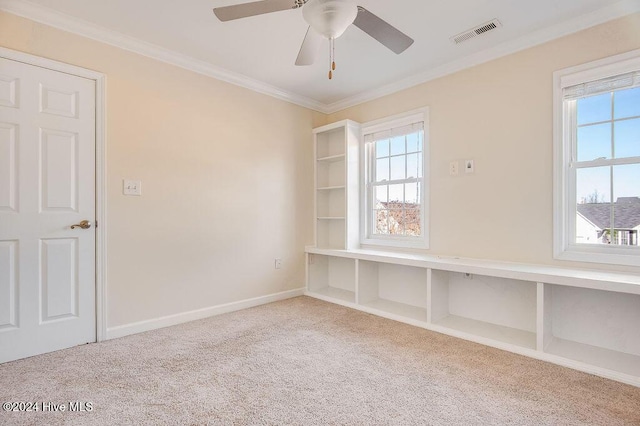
[553,49,640,267]
[360,108,430,250]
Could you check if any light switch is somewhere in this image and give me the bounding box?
[123,179,142,196]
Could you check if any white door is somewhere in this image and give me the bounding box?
[0,57,96,363]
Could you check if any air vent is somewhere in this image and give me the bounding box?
[451,19,502,44]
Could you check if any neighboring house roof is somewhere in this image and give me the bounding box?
[577,197,640,230]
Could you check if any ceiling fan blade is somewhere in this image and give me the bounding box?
[353,6,414,54]
[213,0,294,22]
[295,26,323,66]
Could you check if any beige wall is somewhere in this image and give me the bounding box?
[328,13,640,273]
[0,11,324,328]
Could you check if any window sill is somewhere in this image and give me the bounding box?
[554,245,640,268]
[360,237,429,250]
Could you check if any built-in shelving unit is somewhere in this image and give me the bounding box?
[313,121,360,250]
[304,247,640,387]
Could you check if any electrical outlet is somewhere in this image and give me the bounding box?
[465,160,475,174]
[449,161,459,176]
[123,179,142,196]
[275,258,282,269]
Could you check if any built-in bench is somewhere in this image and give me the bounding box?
[305,247,640,387]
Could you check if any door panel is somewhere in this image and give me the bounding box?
[0,57,95,363]
[0,240,18,330]
[40,128,78,211]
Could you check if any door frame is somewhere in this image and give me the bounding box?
[0,46,107,342]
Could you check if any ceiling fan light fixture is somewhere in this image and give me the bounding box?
[302,0,358,39]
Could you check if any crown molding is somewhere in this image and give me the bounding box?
[1,0,637,115]
[324,0,640,114]
[0,0,329,113]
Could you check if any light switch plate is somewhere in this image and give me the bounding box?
[123,179,142,196]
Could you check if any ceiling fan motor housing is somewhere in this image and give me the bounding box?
[302,0,358,39]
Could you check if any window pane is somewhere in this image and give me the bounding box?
[404,209,421,236]
[376,158,389,182]
[388,184,403,203]
[576,166,611,204]
[577,123,611,161]
[404,182,420,205]
[390,155,405,180]
[406,132,420,153]
[387,210,403,235]
[374,210,389,235]
[406,153,419,179]
[614,118,640,158]
[375,185,388,206]
[614,87,640,120]
[390,136,405,156]
[577,93,611,125]
[376,139,389,158]
[576,167,612,245]
[612,164,640,246]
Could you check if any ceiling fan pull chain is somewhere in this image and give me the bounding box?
[332,37,336,71]
[328,37,333,79]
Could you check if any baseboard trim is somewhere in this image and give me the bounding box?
[106,288,305,340]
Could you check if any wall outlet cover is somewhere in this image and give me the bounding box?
[465,160,475,174]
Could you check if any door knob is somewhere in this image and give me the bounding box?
[70,220,92,230]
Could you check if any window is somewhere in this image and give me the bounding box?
[554,50,640,266]
[362,109,429,249]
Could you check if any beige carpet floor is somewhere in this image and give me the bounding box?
[1,296,639,425]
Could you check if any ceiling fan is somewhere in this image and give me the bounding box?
[213,0,414,79]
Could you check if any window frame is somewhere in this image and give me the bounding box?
[553,49,640,267]
[361,108,430,249]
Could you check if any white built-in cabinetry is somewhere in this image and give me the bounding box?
[305,247,640,387]
[307,120,640,387]
[313,120,360,250]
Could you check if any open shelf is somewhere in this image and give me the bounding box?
[316,220,345,249]
[316,127,346,159]
[317,154,346,163]
[543,284,640,376]
[317,185,346,191]
[546,337,640,377]
[435,315,537,349]
[309,286,355,304]
[308,255,355,304]
[431,270,537,349]
[361,299,428,323]
[358,261,428,323]
[317,187,345,219]
[316,159,345,189]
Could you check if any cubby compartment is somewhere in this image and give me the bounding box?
[316,187,345,218]
[316,159,345,189]
[307,255,356,303]
[316,219,345,249]
[316,127,346,159]
[358,261,428,322]
[430,270,537,349]
[543,284,640,377]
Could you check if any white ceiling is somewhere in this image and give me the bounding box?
[3,0,638,112]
